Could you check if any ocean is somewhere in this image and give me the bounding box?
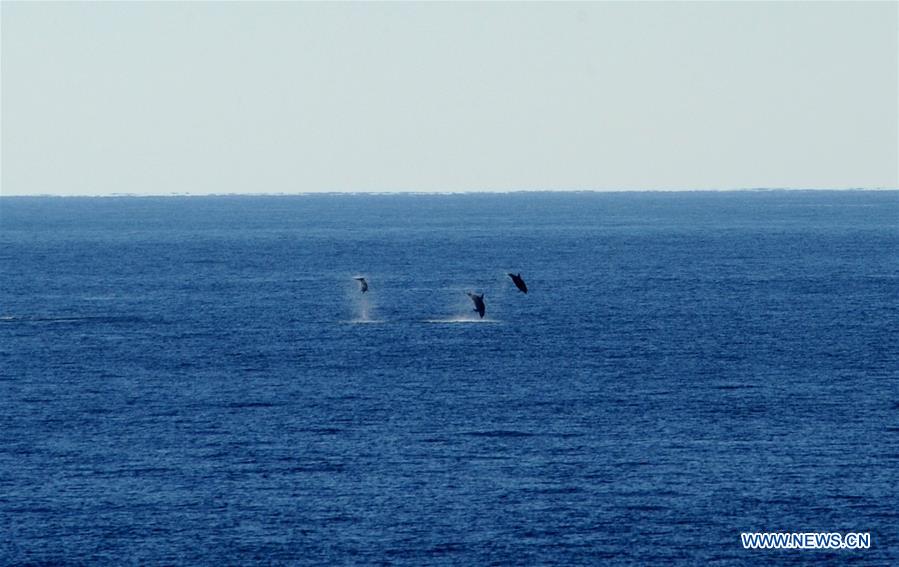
[1,191,897,564]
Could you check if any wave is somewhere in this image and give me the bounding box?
[424,317,501,324]
[0,315,157,325]
[464,430,535,438]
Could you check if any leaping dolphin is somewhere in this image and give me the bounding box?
[508,273,528,294]
[467,292,486,318]
[354,277,368,293]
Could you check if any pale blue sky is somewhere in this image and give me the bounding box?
[2,1,897,196]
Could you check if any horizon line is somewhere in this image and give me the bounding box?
[2,187,897,198]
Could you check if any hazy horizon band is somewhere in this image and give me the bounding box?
[2,188,898,199]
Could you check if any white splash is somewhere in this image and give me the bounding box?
[347,276,377,322]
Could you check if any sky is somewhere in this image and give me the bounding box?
[1,1,897,196]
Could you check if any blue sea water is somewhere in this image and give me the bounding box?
[0,191,897,565]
